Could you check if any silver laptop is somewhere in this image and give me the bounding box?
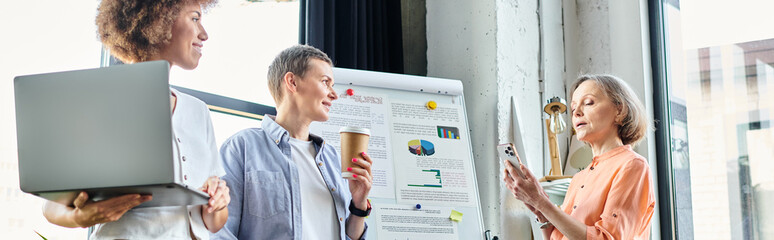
[14,61,208,208]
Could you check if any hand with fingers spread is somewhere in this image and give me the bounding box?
[347,151,373,210]
[72,192,152,227]
[43,191,152,228]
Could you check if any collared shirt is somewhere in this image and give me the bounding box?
[550,145,655,240]
[90,88,225,239]
[211,115,368,240]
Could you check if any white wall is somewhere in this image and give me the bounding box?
[428,0,658,239]
[563,0,655,160]
[564,0,661,237]
[494,0,544,238]
[426,0,503,236]
[427,0,567,238]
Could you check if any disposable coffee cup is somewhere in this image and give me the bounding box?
[339,126,370,179]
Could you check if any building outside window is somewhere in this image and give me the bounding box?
[0,0,296,238]
[661,0,774,239]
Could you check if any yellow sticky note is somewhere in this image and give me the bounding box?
[449,210,463,222]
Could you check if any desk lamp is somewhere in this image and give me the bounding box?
[541,97,572,182]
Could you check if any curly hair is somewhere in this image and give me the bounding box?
[96,0,217,63]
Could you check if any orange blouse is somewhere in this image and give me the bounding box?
[550,145,655,240]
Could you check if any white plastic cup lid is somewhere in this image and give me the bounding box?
[339,126,371,136]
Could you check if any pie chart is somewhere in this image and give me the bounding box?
[408,139,435,156]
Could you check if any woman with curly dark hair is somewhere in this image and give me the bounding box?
[42,0,230,239]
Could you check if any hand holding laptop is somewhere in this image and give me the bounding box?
[200,176,230,213]
[199,176,230,231]
[73,192,153,227]
[44,192,152,228]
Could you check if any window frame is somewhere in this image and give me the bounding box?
[648,0,678,239]
[99,49,277,120]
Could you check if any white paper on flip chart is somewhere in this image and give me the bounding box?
[390,100,476,207]
[310,90,395,199]
[373,203,459,240]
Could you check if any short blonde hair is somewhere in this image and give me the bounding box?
[571,74,648,145]
[267,45,332,105]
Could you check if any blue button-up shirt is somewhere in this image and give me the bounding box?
[211,115,367,240]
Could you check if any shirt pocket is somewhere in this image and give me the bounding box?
[246,170,290,218]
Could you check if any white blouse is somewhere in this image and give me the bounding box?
[90,88,225,240]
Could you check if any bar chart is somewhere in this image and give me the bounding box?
[407,169,442,188]
[437,126,460,140]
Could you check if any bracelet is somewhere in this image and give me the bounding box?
[540,221,553,229]
[536,217,552,229]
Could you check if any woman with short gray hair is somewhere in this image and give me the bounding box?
[503,74,655,239]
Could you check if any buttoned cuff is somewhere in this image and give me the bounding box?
[345,221,369,240]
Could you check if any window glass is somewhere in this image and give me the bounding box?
[1,1,101,238]
[664,0,774,239]
[1,0,295,238]
[169,0,300,107]
[210,111,261,147]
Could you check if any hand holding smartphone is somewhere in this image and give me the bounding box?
[498,143,526,179]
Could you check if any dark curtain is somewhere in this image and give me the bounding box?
[300,0,404,74]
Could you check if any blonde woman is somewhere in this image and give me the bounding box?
[503,74,655,239]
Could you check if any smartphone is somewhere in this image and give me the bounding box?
[497,143,526,179]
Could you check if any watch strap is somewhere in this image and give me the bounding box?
[348,199,371,217]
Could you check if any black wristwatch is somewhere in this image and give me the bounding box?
[349,200,372,217]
